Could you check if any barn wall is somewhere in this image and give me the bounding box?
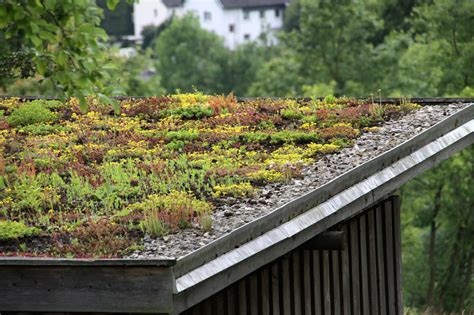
[182,195,402,315]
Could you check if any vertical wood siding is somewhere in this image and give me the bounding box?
[182,196,402,315]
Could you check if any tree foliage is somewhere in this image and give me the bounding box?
[401,146,474,312]
[0,0,132,110]
[154,15,230,94]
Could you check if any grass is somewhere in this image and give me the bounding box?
[0,94,420,257]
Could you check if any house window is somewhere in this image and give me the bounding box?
[154,9,158,17]
[243,10,250,20]
[244,34,250,40]
[229,24,235,32]
[204,11,212,21]
[275,9,280,17]
[260,10,265,18]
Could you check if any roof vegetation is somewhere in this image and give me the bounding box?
[0,94,420,257]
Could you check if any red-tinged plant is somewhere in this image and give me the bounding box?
[121,97,175,119]
[335,105,370,124]
[255,100,288,114]
[0,153,5,176]
[319,125,359,140]
[16,160,37,177]
[51,218,137,258]
[0,120,9,130]
[208,93,238,114]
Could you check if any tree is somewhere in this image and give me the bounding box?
[401,146,474,312]
[97,0,134,38]
[140,19,173,51]
[0,0,132,110]
[292,0,382,95]
[226,42,272,97]
[112,51,165,96]
[396,0,474,96]
[154,14,230,94]
[247,48,303,97]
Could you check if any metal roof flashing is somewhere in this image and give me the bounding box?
[172,104,473,312]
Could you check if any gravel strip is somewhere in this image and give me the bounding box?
[127,103,471,260]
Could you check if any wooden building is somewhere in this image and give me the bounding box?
[0,100,473,314]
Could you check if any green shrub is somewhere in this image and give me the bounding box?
[165,129,200,141]
[7,101,57,127]
[162,106,214,119]
[212,182,254,198]
[281,108,304,120]
[240,132,270,143]
[21,122,67,135]
[141,211,169,237]
[0,220,39,240]
[270,131,319,144]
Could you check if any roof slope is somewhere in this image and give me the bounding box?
[173,103,473,312]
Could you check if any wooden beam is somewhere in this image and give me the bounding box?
[0,265,174,313]
[301,231,345,250]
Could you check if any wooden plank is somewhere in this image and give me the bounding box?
[261,268,270,315]
[202,299,212,315]
[216,290,225,315]
[302,231,345,250]
[367,208,380,315]
[303,250,312,315]
[313,251,323,315]
[375,205,387,313]
[341,225,351,315]
[392,196,403,314]
[359,214,370,314]
[350,219,361,315]
[238,279,247,315]
[227,284,237,315]
[282,256,292,315]
[249,273,259,315]
[293,251,302,315]
[0,266,173,313]
[313,250,324,315]
[322,250,331,315]
[384,200,397,315]
[271,262,280,315]
[332,250,341,315]
[0,257,176,266]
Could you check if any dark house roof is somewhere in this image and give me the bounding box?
[220,0,290,9]
[162,0,290,9]
[162,0,184,7]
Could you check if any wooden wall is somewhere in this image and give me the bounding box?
[182,196,402,315]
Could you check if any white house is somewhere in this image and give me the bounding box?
[132,0,171,39]
[132,0,290,49]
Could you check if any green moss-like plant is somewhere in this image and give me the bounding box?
[0,220,39,240]
[7,101,57,127]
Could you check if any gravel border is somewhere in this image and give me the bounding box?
[127,103,471,260]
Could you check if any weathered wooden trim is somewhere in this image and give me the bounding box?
[301,231,345,250]
[0,264,175,313]
[174,105,473,278]
[173,119,473,312]
[0,257,176,266]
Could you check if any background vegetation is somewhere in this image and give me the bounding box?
[0,0,473,312]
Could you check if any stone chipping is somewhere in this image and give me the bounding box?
[126,103,471,260]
